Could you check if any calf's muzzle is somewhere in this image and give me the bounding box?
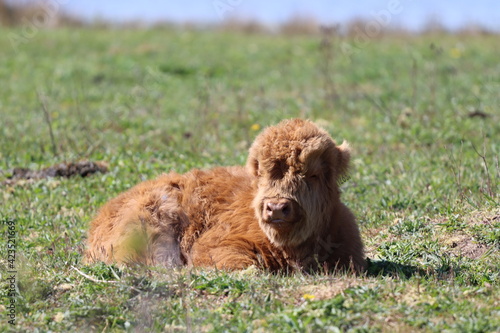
[262,198,300,225]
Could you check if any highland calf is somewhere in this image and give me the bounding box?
[85,119,366,273]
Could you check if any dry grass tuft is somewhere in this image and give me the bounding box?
[300,277,376,300]
[217,19,270,34]
[0,0,82,27]
[280,16,320,35]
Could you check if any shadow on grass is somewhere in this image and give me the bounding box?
[366,259,426,279]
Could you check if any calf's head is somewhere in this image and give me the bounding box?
[247,119,350,248]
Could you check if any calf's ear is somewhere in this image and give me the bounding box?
[336,141,351,180]
[246,157,259,177]
[246,142,260,177]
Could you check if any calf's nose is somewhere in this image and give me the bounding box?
[265,199,292,222]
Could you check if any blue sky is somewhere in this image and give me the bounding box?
[62,0,500,31]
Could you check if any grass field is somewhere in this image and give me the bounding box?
[0,27,499,332]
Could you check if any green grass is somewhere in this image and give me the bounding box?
[0,27,499,332]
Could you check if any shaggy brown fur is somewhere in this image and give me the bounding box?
[85,119,365,273]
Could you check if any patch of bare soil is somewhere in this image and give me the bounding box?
[438,208,499,260]
[443,233,489,259]
[2,161,108,185]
